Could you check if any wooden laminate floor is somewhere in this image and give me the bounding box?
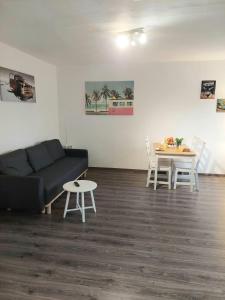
[1,168,225,300]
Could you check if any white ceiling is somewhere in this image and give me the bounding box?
[0,0,225,66]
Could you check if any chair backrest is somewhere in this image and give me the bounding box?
[145,137,155,167]
[145,136,151,158]
[192,136,206,170]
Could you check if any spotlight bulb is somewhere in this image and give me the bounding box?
[116,29,147,49]
[116,34,129,49]
[139,33,147,45]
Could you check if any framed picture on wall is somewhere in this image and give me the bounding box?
[216,99,225,112]
[85,81,134,115]
[0,66,36,103]
[200,80,216,99]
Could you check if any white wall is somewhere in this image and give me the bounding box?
[58,61,225,174]
[0,42,59,153]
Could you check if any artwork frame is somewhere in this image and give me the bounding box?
[216,99,225,112]
[0,66,36,103]
[85,81,134,115]
[200,80,216,99]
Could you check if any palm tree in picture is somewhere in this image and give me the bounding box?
[111,89,121,99]
[92,90,101,113]
[123,87,134,100]
[85,93,91,108]
[101,84,111,111]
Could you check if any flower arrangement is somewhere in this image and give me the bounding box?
[175,137,183,147]
[164,136,184,148]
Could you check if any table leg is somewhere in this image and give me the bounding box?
[76,192,79,208]
[81,192,85,223]
[154,155,158,190]
[63,192,70,218]
[90,190,96,213]
[190,157,195,192]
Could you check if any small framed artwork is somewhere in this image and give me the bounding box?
[200,80,216,99]
[0,66,36,103]
[216,99,225,112]
[85,81,134,115]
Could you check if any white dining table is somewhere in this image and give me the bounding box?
[153,143,196,191]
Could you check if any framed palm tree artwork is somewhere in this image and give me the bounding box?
[216,99,225,112]
[85,81,134,115]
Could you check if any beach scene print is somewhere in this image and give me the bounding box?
[85,81,134,115]
[216,99,225,112]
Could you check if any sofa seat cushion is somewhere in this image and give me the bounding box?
[26,144,54,172]
[43,139,65,161]
[0,149,33,176]
[33,157,88,203]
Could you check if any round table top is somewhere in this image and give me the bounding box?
[63,180,97,193]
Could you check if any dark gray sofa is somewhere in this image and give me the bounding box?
[0,139,88,214]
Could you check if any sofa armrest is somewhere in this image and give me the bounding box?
[0,175,44,212]
[64,149,88,158]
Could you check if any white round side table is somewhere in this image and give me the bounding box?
[63,180,97,222]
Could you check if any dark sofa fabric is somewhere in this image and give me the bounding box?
[43,139,65,161]
[0,149,33,176]
[65,148,88,158]
[35,157,88,203]
[0,139,88,213]
[26,143,54,172]
[0,175,44,211]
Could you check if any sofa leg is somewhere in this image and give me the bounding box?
[41,208,46,214]
[84,170,87,178]
[46,205,51,215]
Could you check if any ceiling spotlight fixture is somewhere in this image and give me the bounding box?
[116,28,147,49]
[139,32,147,45]
[116,34,129,49]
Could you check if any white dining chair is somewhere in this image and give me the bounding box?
[173,137,206,191]
[145,137,172,189]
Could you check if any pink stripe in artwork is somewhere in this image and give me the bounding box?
[108,107,133,115]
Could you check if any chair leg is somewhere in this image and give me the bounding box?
[146,169,150,187]
[195,172,199,191]
[154,168,158,191]
[174,170,178,189]
[168,169,171,190]
[146,169,151,187]
[171,167,175,187]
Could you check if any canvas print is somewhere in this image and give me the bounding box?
[0,66,36,103]
[216,99,225,112]
[200,80,216,99]
[85,81,134,115]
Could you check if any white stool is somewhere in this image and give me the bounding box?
[63,180,97,222]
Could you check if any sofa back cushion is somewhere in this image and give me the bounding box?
[0,149,33,176]
[43,139,65,161]
[26,144,54,172]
